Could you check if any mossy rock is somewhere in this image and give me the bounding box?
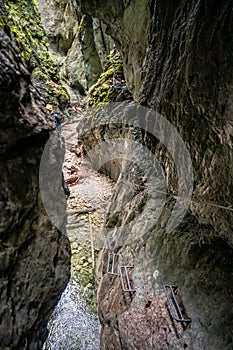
[4,0,70,110]
[88,49,129,105]
[5,0,56,75]
[71,242,100,311]
[0,2,8,30]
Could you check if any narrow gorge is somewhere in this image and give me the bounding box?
[0,0,232,349]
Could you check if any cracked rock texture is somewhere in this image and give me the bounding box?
[38,0,114,102]
[0,30,70,349]
[78,0,233,349]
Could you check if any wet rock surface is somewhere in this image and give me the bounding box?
[98,271,189,350]
[0,30,70,349]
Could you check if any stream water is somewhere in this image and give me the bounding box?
[43,276,100,350]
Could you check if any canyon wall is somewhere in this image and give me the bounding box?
[1,0,232,348]
[0,28,70,349]
[77,1,233,349]
[38,0,114,103]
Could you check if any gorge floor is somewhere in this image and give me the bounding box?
[43,118,114,350]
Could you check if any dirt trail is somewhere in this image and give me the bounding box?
[61,120,114,306]
[62,120,114,228]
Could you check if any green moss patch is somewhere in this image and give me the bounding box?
[4,0,69,108]
[5,0,56,75]
[71,243,100,311]
[88,50,125,105]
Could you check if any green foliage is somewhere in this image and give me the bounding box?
[5,0,57,76]
[0,2,8,29]
[4,0,69,107]
[88,50,124,105]
[71,244,100,311]
[0,17,4,29]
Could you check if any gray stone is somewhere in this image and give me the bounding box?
[37,0,77,55]
[76,0,233,348]
[0,30,70,349]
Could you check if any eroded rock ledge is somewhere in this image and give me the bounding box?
[0,30,70,349]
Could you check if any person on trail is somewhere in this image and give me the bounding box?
[50,110,62,133]
[45,103,62,133]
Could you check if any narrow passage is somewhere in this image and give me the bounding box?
[43,117,114,350]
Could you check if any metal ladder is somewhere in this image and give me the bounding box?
[106,252,119,275]
[106,253,191,322]
[119,266,136,292]
[163,285,191,323]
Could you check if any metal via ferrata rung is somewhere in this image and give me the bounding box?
[163,285,191,323]
[107,252,119,275]
[119,266,136,292]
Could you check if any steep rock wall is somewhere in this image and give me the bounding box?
[0,30,70,349]
[1,0,70,110]
[37,0,78,55]
[38,0,114,103]
[78,1,233,349]
[77,0,150,100]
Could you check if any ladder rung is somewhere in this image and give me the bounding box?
[163,285,191,323]
[107,252,119,275]
[119,266,136,292]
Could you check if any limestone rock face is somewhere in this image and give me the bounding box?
[37,0,77,55]
[38,0,114,103]
[77,1,233,349]
[77,14,103,88]
[37,0,83,103]
[0,30,70,349]
[77,0,150,100]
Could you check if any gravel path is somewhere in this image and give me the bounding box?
[62,121,114,210]
[43,119,114,350]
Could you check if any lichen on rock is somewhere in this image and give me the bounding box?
[88,49,132,105]
[3,0,70,110]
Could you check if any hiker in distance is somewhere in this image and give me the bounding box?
[46,103,62,133]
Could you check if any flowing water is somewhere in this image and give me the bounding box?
[43,277,100,350]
